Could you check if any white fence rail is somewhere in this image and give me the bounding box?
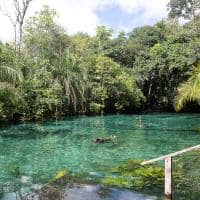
[141,144,200,200]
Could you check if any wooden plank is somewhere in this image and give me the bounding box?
[165,157,172,200]
[141,144,200,165]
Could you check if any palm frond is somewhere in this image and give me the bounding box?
[174,64,200,111]
[51,52,86,112]
[0,65,23,84]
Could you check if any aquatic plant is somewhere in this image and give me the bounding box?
[172,151,200,199]
[7,163,21,177]
[54,169,69,180]
[103,160,164,192]
[32,169,52,184]
[103,155,200,198]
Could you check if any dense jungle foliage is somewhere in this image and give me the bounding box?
[0,1,199,122]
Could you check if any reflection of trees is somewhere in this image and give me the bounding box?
[1,124,72,139]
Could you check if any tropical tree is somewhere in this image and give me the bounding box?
[174,63,200,111]
[91,25,113,56]
[0,2,200,121]
[0,65,22,84]
[168,0,200,19]
[19,66,62,120]
[51,52,87,113]
[0,43,22,120]
[0,0,34,55]
[0,43,22,83]
[23,5,70,63]
[86,56,144,114]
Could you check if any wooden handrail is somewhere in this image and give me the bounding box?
[141,144,200,165]
[141,144,200,200]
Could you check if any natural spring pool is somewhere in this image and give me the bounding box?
[0,114,199,199]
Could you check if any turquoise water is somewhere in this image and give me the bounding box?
[0,114,200,198]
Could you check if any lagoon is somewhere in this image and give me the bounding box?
[0,114,200,199]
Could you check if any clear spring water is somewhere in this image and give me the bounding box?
[0,114,200,198]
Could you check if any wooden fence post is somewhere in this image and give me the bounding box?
[165,156,172,200]
[141,144,200,200]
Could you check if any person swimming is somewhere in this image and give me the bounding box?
[94,135,117,144]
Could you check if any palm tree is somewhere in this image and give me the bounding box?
[174,63,200,111]
[0,65,22,84]
[51,53,86,112]
[0,65,22,119]
[0,65,22,99]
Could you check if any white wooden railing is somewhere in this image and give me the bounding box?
[141,144,200,200]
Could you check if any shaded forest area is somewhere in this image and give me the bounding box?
[0,0,199,122]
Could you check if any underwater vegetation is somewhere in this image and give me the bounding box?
[102,156,200,199]
[0,124,72,139]
[102,160,164,195]
[5,155,199,200]
[172,151,200,199]
[7,162,21,177]
[54,169,70,180]
[1,114,199,199]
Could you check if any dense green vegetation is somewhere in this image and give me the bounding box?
[0,1,199,122]
[102,160,165,192]
[102,155,200,199]
[174,63,200,111]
